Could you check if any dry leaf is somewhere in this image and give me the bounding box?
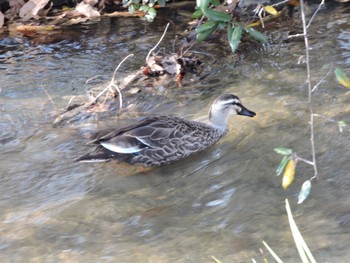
[105,11,144,17]
[5,0,25,19]
[19,0,51,20]
[75,2,100,18]
[282,159,296,189]
[62,17,90,26]
[0,11,4,29]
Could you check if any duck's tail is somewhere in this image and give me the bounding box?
[75,146,113,163]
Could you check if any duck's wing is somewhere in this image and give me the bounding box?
[98,116,183,154]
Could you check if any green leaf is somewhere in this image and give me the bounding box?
[276,155,290,176]
[192,9,203,18]
[227,22,233,42]
[321,64,330,70]
[338,120,347,132]
[139,5,149,12]
[195,20,218,33]
[122,0,132,7]
[157,0,166,7]
[218,21,226,30]
[335,67,350,88]
[338,120,347,127]
[274,147,293,156]
[197,0,210,12]
[204,8,232,22]
[196,22,218,42]
[245,27,268,43]
[144,13,154,21]
[298,180,312,204]
[229,24,243,52]
[210,0,220,7]
[148,7,157,17]
[128,4,135,14]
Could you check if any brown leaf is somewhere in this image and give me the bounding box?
[5,0,25,19]
[19,0,51,20]
[75,2,100,18]
[105,11,145,17]
[0,11,4,29]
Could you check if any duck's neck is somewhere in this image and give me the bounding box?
[209,108,229,131]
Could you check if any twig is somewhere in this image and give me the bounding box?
[145,23,170,63]
[172,35,178,53]
[295,155,314,166]
[311,65,333,92]
[85,75,106,85]
[181,15,204,57]
[287,33,305,39]
[181,40,197,57]
[42,85,57,109]
[300,0,318,178]
[111,54,134,83]
[307,0,325,29]
[66,96,76,110]
[312,113,346,133]
[90,54,134,109]
[312,113,336,123]
[271,0,290,7]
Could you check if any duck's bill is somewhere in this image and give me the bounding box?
[238,106,256,117]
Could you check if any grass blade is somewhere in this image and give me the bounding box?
[211,256,223,263]
[262,241,284,263]
[285,199,317,263]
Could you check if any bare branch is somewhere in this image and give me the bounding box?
[307,0,325,29]
[41,84,57,109]
[300,0,318,178]
[145,23,170,63]
[85,75,105,84]
[311,65,333,92]
[90,53,134,109]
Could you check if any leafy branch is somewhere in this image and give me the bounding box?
[274,0,349,204]
[193,0,269,52]
[123,0,168,21]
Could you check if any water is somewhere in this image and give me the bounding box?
[1,3,350,262]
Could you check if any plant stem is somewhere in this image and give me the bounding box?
[300,0,318,178]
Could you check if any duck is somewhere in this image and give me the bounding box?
[76,94,256,166]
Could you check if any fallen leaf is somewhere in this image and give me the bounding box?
[16,24,57,32]
[0,11,4,29]
[19,0,51,20]
[75,2,100,18]
[105,11,145,17]
[264,5,278,16]
[5,0,25,19]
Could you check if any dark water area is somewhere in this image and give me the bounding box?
[1,3,350,262]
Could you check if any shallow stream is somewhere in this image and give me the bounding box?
[1,3,350,262]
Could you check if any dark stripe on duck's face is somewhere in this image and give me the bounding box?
[237,104,256,117]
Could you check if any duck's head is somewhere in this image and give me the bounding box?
[209,94,256,129]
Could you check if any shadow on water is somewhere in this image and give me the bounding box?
[1,3,350,262]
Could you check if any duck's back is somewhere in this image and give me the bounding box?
[128,116,227,166]
[78,116,227,166]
